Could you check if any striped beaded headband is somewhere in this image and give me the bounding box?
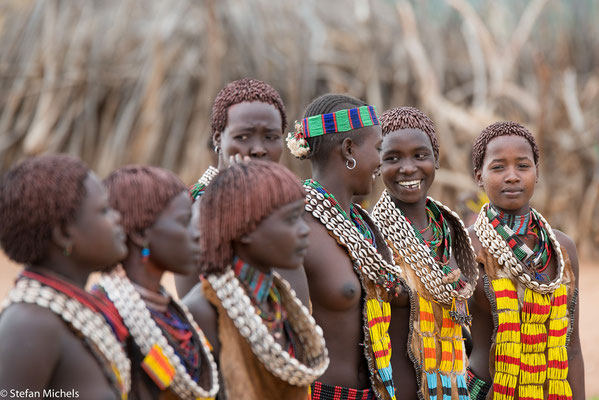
[301,105,379,138]
[286,105,379,159]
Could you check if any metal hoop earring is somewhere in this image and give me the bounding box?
[346,157,356,170]
[214,145,220,154]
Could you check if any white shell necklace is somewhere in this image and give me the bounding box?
[372,190,479,305]
[1,276,131,399]
[207,269,329,386]
[474,203,565,294]
[100,269,219,399]
[303,183,403,293]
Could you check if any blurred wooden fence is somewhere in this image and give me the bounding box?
[0,0,597,255]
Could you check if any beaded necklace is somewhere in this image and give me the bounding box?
[497,208,530,235]
[486,205,552,280]
[233,257,285,340]
[206,269,329,386]
[2,270,131,399]
[189,166,219,200]
[372,191,478,307]
[304,179,375,247]
[303,182,400,400]
[150,308,201,382]
[474,203,565,295]
[100,268,219,399]
[404,199,452,265]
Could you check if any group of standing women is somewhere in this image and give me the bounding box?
[0,77,584,400]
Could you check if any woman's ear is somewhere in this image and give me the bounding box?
[129,230,147,248]
[474,170,483,188]
[341,137,354,161]
[51,223,72,251]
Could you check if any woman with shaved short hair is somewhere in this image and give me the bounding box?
[0,154,130,399]
[467,122,584,400]
[371,106,478,400]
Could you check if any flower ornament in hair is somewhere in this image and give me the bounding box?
[286,121,310,159]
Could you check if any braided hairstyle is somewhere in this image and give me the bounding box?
[0,154,89,264]
[103,165,187,235]
[211,78,287,138]
[380,106,439,164]
[472,121,539,172]
[200,160,305,275]
[302,94,368,162]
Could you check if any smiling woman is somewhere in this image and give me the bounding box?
[372,106,478,400]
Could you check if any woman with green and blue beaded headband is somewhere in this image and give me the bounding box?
[371,106,479,400]
[286,94,405,400]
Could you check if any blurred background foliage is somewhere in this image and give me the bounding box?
[0,0,597,254]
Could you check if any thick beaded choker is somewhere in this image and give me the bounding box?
[1,274,131,399]
[474,203,565,294]
[100,268,219,399]
[207,269,329,386]
[372,190,478,307]
[487,205,552,278]
[189,166,219,200]
[303,181,403,295]
[234,257,286,339]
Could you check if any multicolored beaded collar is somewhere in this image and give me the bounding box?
[287,105,379,159]
[487,205,552,279]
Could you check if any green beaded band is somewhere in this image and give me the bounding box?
[300,105,379,138]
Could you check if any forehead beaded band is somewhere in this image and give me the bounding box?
[286,105,379,159]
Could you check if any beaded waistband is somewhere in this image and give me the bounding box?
[309,381,373,400]
[466,368,491,400]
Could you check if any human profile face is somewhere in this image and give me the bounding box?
[238,199,310,271]
[216,101,283,166]
[69,173,127,270]
[475,135,538,215]
[381,128,436,205]
[146,191,200,275]
[350,125,383,196]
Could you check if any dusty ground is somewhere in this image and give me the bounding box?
[0,251,597,398]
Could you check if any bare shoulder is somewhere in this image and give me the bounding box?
[467,225,482,254]
[182,283,219,356]
[552,229,579,277]
[0,303,63,386]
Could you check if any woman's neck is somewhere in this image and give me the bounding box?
[28,262,90,290]
[122,248,164,294]
[312,170,353,217]
[233,256,274,304]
